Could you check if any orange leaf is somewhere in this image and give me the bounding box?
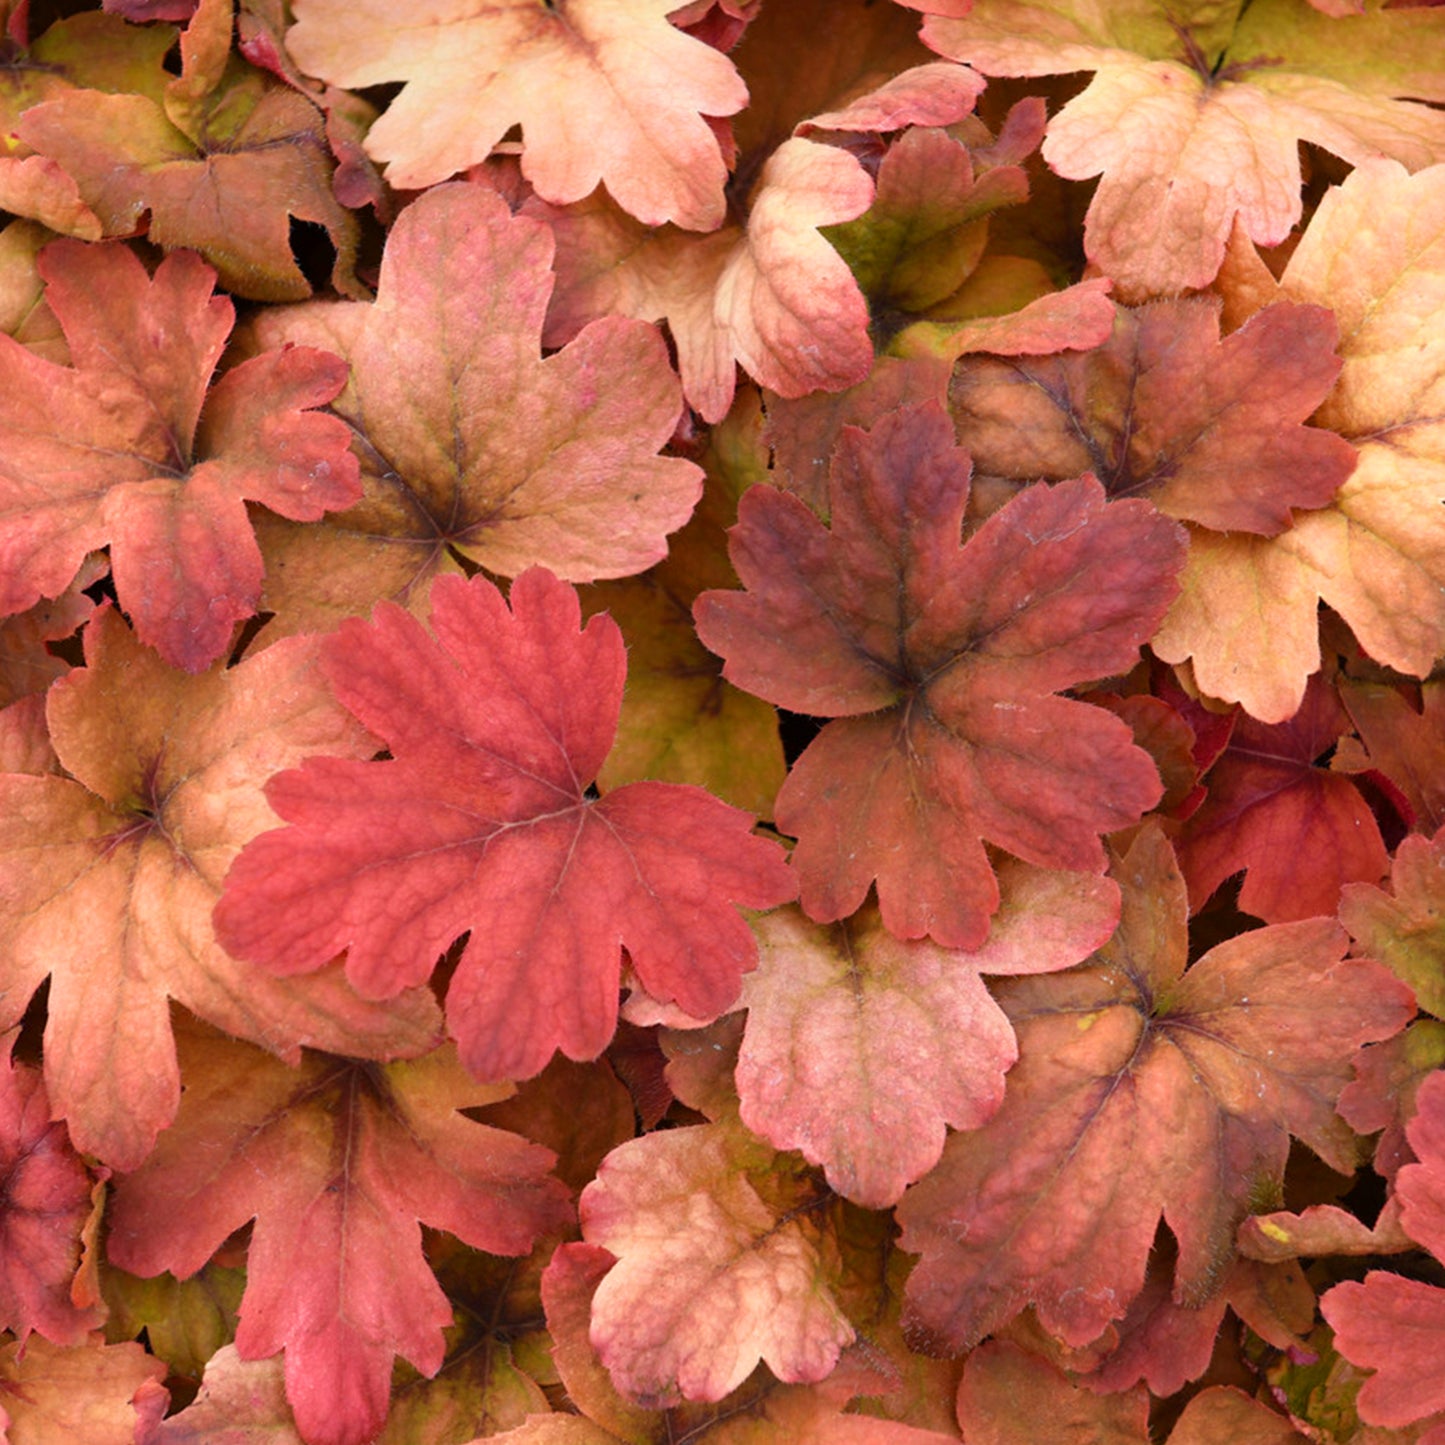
[282,0,746,228]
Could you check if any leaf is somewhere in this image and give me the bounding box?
[922,0,1445,296]
[532,0,985,423]
[1340,832,1445,1020]
[0,239,360,671]
[0,605,442,1169]
[892,272,1118,365]
[948,297,1356,535]
[0,557,98,711]
[728,0,947,151]
[282,0,746,228]
[102,1259,245,1382]
[694,400,1185,948]
[735,862,1119,1207]
[1338,1020,1445,1181]
[801,62,987,138]
[145,1345,303,1444]
[17,0,360,301]
[1323,1070,1445,1435]
[105,0,200,18]
[510,1242,957,1445]
[580,1122,853,1405]
[824,124,1027,330]
[534,137,875,425]
[384,1348,550,1445]
[538,1242,665,1443]
[896,824,1413,1353]
[0,11,176,240]
[215,568,797,1084]
[1337,680,1445,837]
[107,1021,572,1445]
[1077,1247,1315,1396]
[400,1235,561,1445]
[1398,1069,1445,1266]
[1155,158,1445,721]
[1175,674,1388,921]
[0,220,67,365]
[0,1049,103,1346]
[472,1054,636,1198]
[1325,1274,1445,1433]
[1238,1201,1412,1263]
[1167,1388,1311,1445]
[0,1332,168,1445]
[658,1013,746,1122]
[244,183,701,638]
[762,354,954,515]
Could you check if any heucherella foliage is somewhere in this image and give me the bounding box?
[215,567,797,1084]
[695,400,1185,948]
[0,0,1441,1442]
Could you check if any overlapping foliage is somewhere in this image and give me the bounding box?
[0,0,1443,1442]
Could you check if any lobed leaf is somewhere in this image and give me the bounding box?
[107,1022,572,1445]
[922,0,1445,297]
[1175,675,1388,920]
[1157,159,1445,720]
[17,0,360,300]
[0,239,359,670]
[536,138,875,425]
[215,568,796,1083]
[0,607,441,1169]
[1340,831,1445,1020]
[580,1122,853,1406]
[949,296,1356,535]
[0,1332,168,1443]
[282,0,746,228]
[696,400,1185,947]
[246,183,701,636]
[897,825,1412,1352]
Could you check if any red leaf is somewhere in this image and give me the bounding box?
[0,1048,102,1345]
[1338,679,1445,837]
[215,568,796,1083]
[0,241,359,670]
[1399,1069,1445,1260]
[896,825,1412,1353]
[948,297,1355,535]
[1338,1022,1445,1182]
[107,1022,571,1445]
[695,400,1185,947]
[1176,674,1388,921]
[1324,1072,1445,1434]
[1324,1274,1445,1429]
[1082,1251,1313,1396]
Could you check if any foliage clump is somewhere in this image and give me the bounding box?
[0,1,1443,1442]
